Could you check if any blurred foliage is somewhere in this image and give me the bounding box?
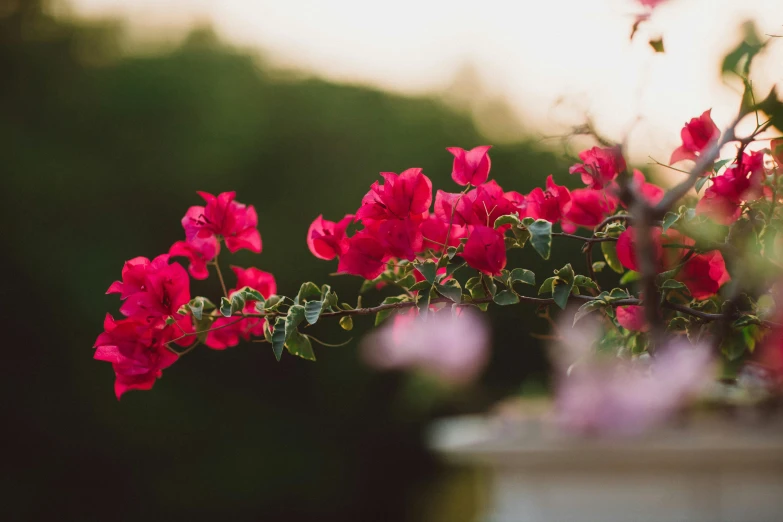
[2,1,580,521]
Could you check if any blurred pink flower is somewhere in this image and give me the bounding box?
[554,339,714,436]
[361,308,490,385]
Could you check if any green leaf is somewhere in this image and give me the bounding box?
[493,290,520,306]
[271,318,286,361]
[295,282,322,305]
[757,87,783,134]
[538,276,556,295]
[409,281,432,292]
[286,330,316,361]
[339,316,353,331]
[446,246,459,259]
[482,274,497,296]
[573,300,606,326]
[465,277,482,290]
[552,280,573,310]
[219,297,230,317]
[187,296,215,321]
[417,290,431,319]
[574,274,599,291]
[443,262,466,280]
[263,295,283,310]
[619,270,641,285]
[396,273,416,289]
[304,300,323,325]
[660,279,687,291]
[285,305,305,340]
[608,287,630,300]
[601,241,624,274]
[554,263,575,284]
[375,296,407,326]
[592,261,606,273]
[721,21,764,78]
[524,218,552,260]
[494,214,521,228]
[236,286,265,303]
[662,212,681,233]
[412,261,437,283]
[510,268,535,286]
[360,277,382,294]
[648,37,664,53]
[694,176,709,194]
[436,282,462,303]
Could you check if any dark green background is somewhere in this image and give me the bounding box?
[2,2,600,521]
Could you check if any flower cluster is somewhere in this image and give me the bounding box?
[96,192,272,398]
[96,104,783,434]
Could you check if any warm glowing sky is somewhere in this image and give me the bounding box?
[68,0,783,162]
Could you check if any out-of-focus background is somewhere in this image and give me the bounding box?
[3,0,782,520]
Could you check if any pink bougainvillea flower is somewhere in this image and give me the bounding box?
[526,175,571,223]
[628,169,664,206]
[562,188,617,230]
[462,225,506,276]
[676,251,730,300]
[670,109,720,164]
[616,227,694,273]
[106,255,170,299]
[696,151,765,225]
[169,235,220,280]
[361,308,490,385]
[420,214,467,252]
[446,145,492,186]
[616,305,648,332]
[467,180,520,228]
[355,168,432,223]
[307,214,354,261]
[372,217,424,261]
[182,191,262,253]
[569,146,627,189]
[555,339,713,436]
[433,189,475,226]
[337,231,389,280]
[94,314,180,399]
[118,258,191,321]
[231,265,277,298]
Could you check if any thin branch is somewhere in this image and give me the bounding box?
[210,255,229,298]
[552,232,617,243]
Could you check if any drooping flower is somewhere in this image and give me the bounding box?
[337,231,389,280]
[169,235,220,280]
[182,191,262,253]
[562,188,617,230]
[355,168,432,223]
[526,175,571,223]
[616,305,648,332]
[676,251,730,300]
[462,225,506,276]
[670,109,720,164]
[94,314,180,399]
[361,308,490,385]
[569,146,627,189]
[447,145,492,186]
[307,214,354,260]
